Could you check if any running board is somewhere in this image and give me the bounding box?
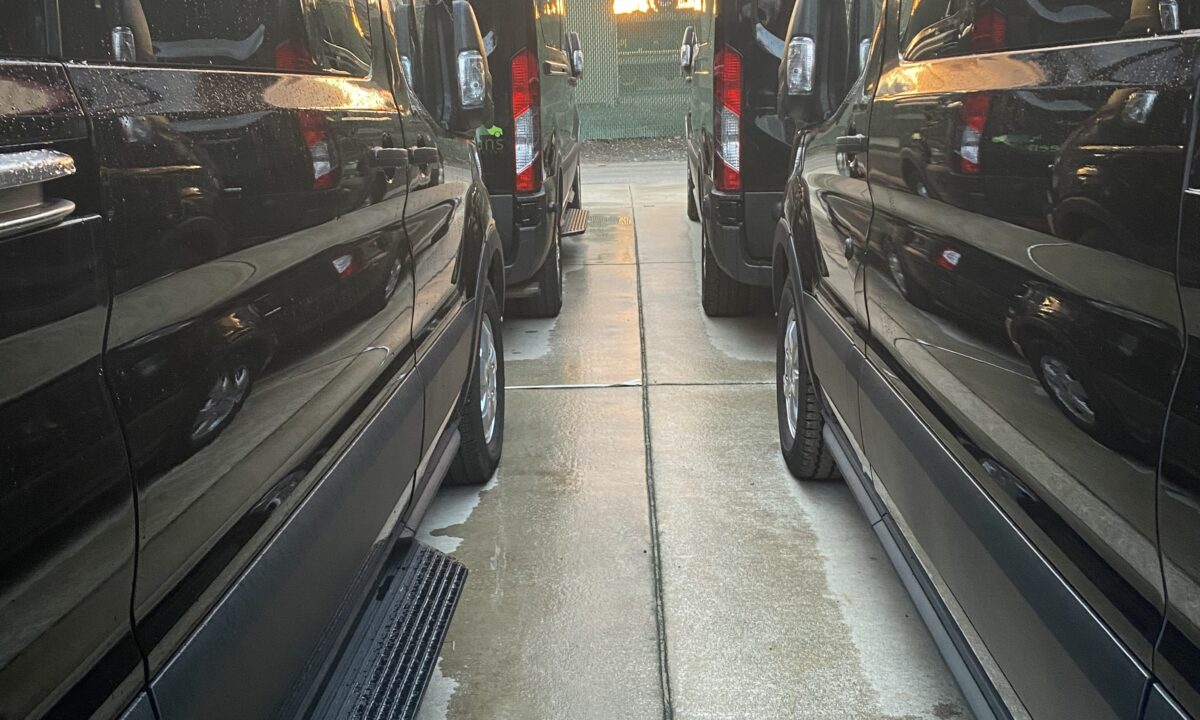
[310,542,466,720]
[560,207,589,237]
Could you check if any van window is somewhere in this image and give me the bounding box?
[754,0,793,41]
[412,0,449,119]
[0,0,46,56]
[56,0,371,75]
[900,0,1153,61]
[310,0,374,76]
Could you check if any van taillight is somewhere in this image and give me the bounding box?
[970,9,1007,53]
[299,110,335,190]
[958,92,991,175]
[511,48,542,193]
[713,47,742,192]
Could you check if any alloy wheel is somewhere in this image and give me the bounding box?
[783,307,801,439]
[478,315,499,444]
[1040,355,1095,426]
[192,364,250,441]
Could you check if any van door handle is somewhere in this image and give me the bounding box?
[0,149,77,238]
[0,148,76,190]
[408,146,439,166]
[835,134,869,154]
[370,146,409,169]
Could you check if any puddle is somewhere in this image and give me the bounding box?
[417,472,498,553]
[502,317,557,362]
[413,656,458,720]
[784,471,966,717]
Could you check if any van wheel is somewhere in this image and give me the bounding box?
[1026,338,1125,448]
[886,241,933,310]
[686,172,699,222]
[450,283,505,485]
[701,223,753,316]
[777,277,837,481]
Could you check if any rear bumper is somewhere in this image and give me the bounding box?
[489,190,553,286]
[702,189,778,287]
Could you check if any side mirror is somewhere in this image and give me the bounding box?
[566,31,584,81]
[679,26,697,77]
[447,0,493,134]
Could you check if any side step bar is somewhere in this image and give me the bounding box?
[560,207,589,237]
[310,542,466,720]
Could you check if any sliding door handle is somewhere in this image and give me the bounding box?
[0,148,76,190]
[835,134,869,154]
[370,146,409,169]
[408,146,439,166]
[0,149,77,238]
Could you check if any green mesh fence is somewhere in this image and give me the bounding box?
[568,0,701,140]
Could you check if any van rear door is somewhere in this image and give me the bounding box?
[739,0,794,191]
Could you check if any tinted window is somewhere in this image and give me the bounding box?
[755,0,794,39]
[412,0,448,118]
[0,0,46,56]
[538,1,564,46]
[57,0,371,75]
[901,0,1154,61]
[311,0,374,75]
[466,0,495,37]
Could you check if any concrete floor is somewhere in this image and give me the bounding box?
[417,161,969,720]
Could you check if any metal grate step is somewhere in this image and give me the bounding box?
[311,542,466,720]
[560,207,589,237]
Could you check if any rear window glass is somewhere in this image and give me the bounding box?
[900,0,1158,61]
[467,0,496,37]
[0,0,47,56]
[58,0,372,76]
[754,0,794,39]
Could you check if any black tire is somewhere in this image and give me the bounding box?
[512,225,563,318]
[449,283,505,485]
[701,222,754,317]
[686,170,700,221]
[776,277,837,481]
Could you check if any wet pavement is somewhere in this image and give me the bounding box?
[417,161,969,719]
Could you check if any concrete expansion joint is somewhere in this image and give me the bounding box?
[631,191,676,720]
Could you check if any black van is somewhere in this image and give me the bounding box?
[680,0,794,316]
[0,1,504,717]
[773,0,1200,717]
[467,0,587,318]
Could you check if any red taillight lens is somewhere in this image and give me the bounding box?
[958,92,991,175]
[936,248,962,270]
[511,48,542,193]
[713,47,742,191]
[299,110,336,190]
[970,9,1007,53]
[274,40,315,71]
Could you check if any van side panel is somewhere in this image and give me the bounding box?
[863,4,1197,716]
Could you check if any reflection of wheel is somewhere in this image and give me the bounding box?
[902,162,930,198]
[189,361,252,449]
[1026,338,1123,446]
[686,170,699,221]
[701,222,754,316]
[776,277,837,480]
[450,282,505,485]
[361,253,405,318]
[886,242,933,310]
